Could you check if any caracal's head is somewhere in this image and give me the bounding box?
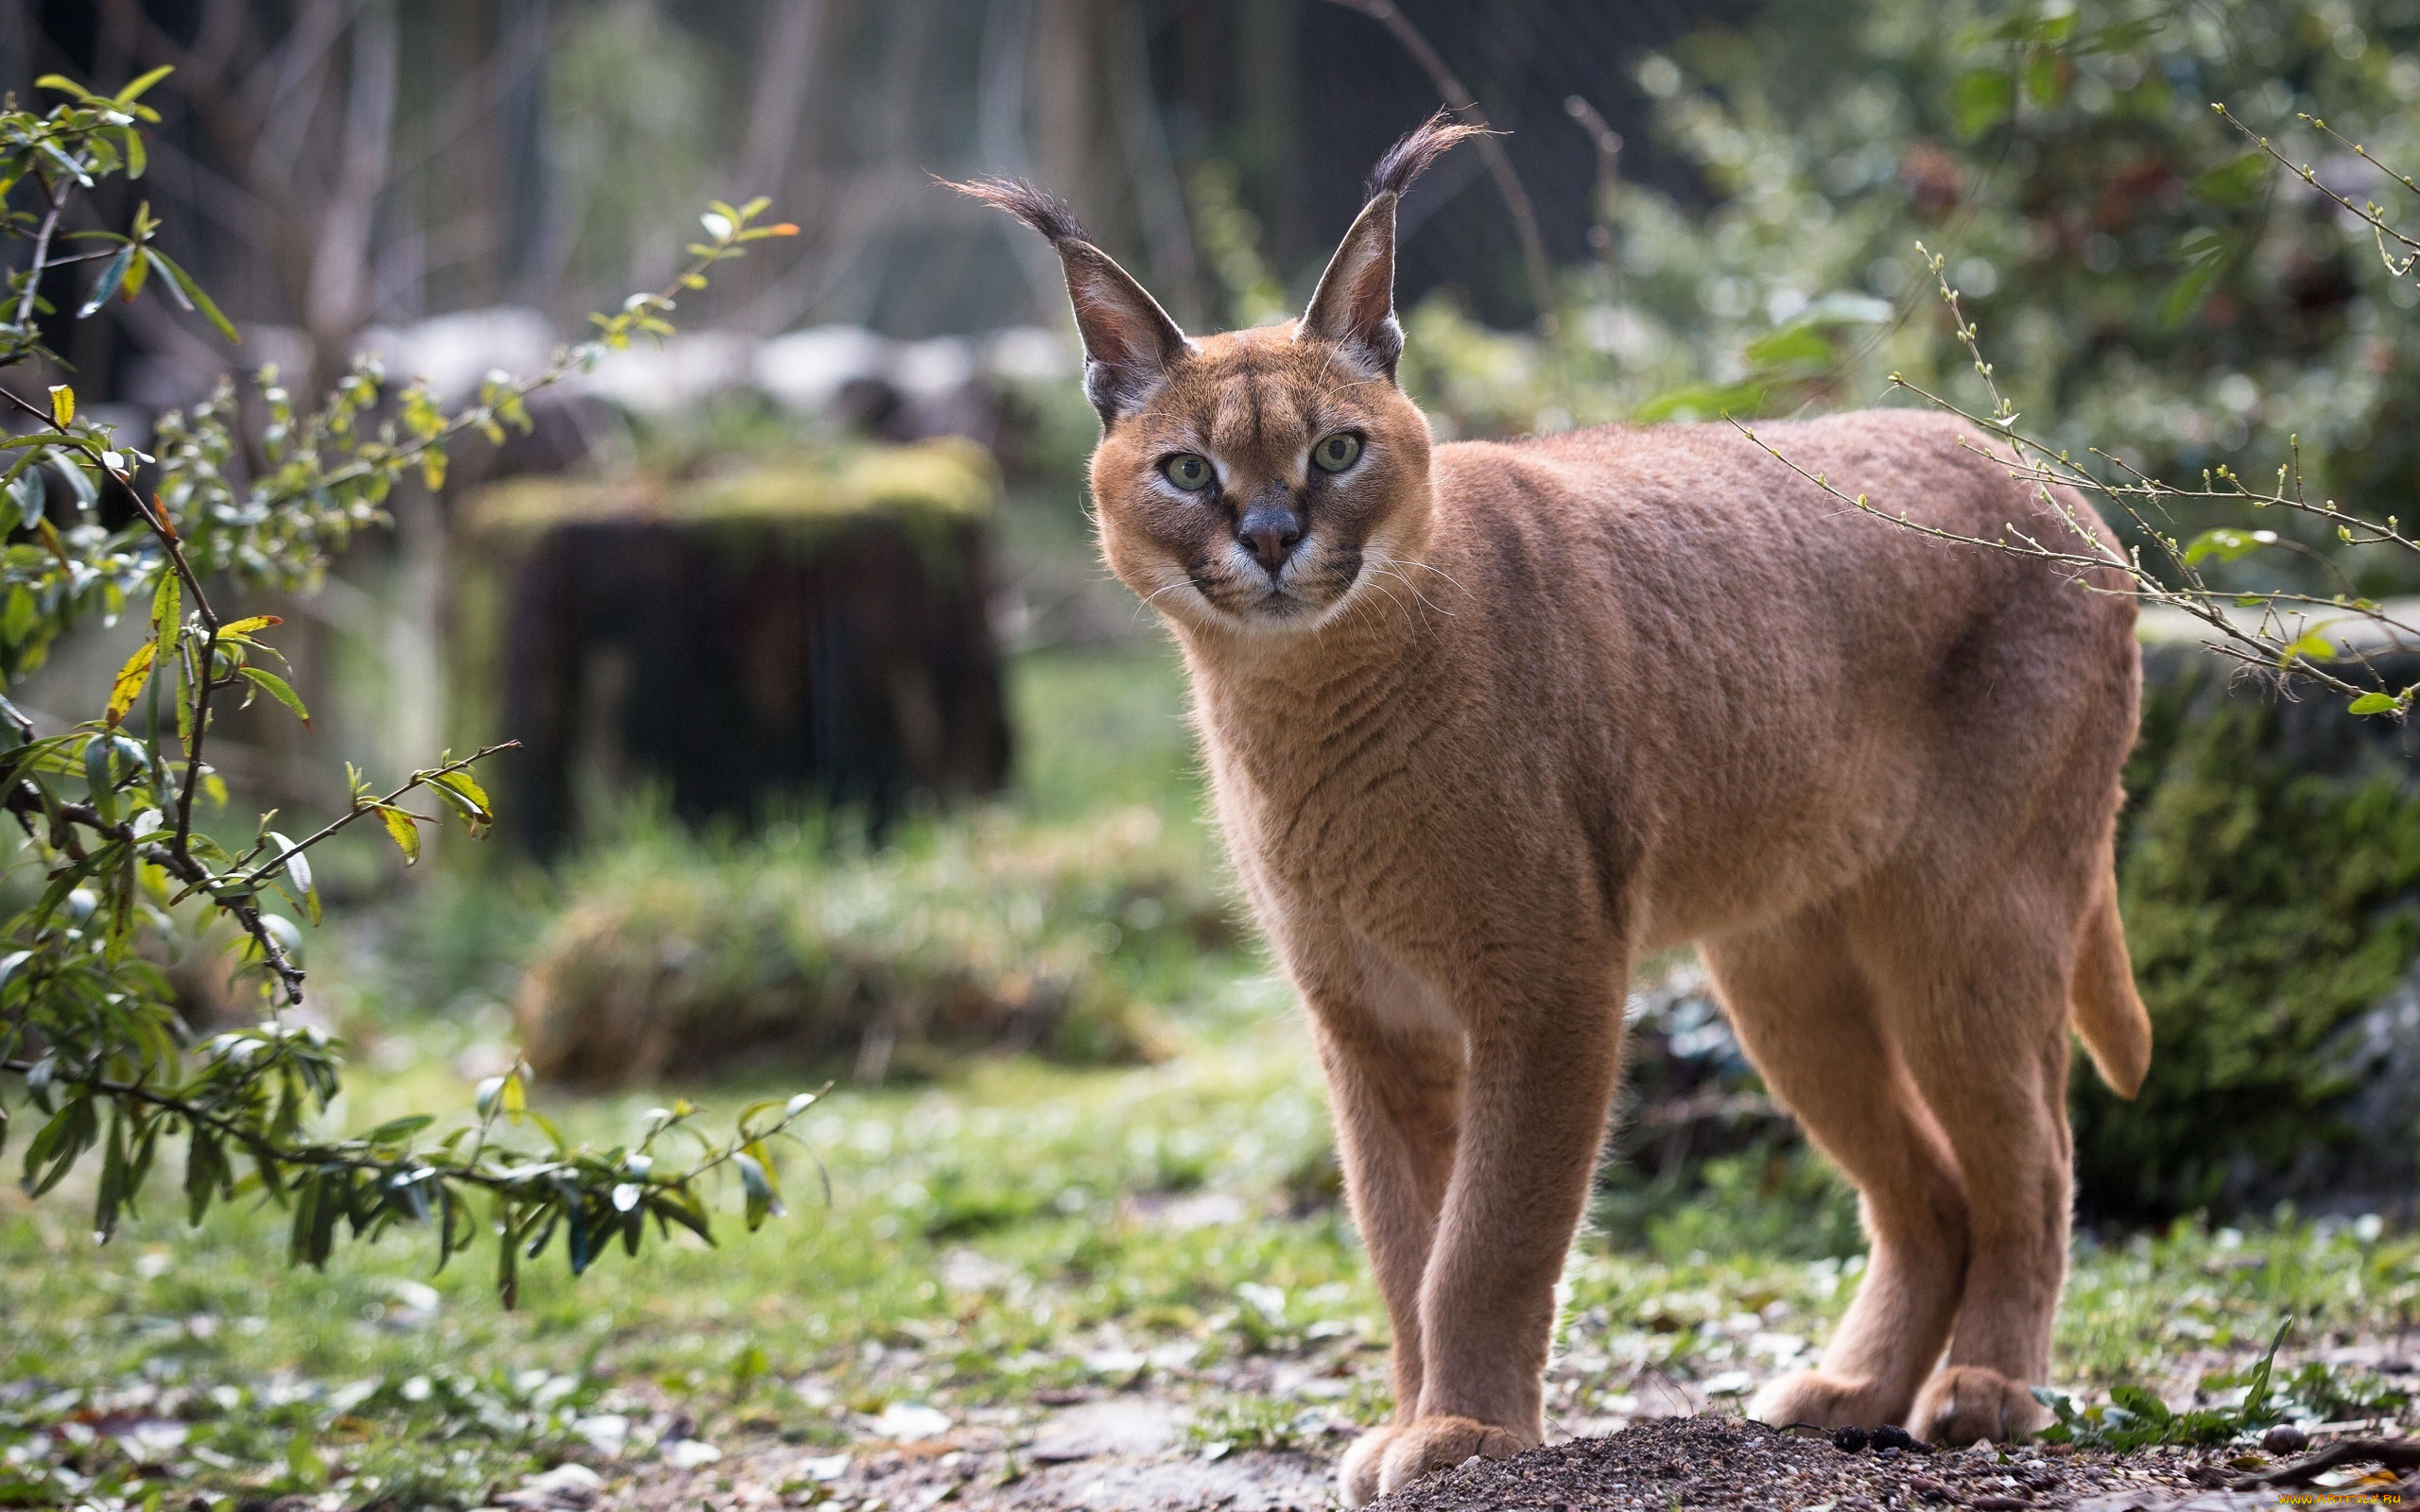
[948,113,1478,639]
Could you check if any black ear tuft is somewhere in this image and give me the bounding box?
[1363,109,1488,203]
[939,175,1090,245]
[1300,112,1485,380]
[942,173,1189,426]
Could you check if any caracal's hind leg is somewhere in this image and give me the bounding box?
[1856,872,2080,1445]
[1705,907,1970,1430]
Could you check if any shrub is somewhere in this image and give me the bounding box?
[515,807,1237,1087]
[2075,647,2420,1218]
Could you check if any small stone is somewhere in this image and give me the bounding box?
[873,1401,953,1442]
[1460,1454,1484,1469]
[495,1463,604,1511]
[800,1452,851,1483]
[662,1439,722,1469]
[2261,1423,2308,1455]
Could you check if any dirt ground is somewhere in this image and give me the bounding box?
[469,1308,2420,1512]
[1355,1416,2411,1512]
[508,1400,2416,1512]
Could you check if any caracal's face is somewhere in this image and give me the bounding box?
[1087,323,1435,638]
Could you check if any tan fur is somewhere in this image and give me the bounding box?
[952,117,2151,1503]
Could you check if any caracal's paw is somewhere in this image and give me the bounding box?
[1337,1424,1403,1508]
[1912,1365,2053,1447]
[1374,1415,1528,1497]
[1748,1368,1910,1430]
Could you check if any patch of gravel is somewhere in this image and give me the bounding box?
[594,1403,1335,1511]
[1364,1416,2290,1512]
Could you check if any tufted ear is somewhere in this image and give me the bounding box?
[943,176,1189,424]
[1299,110,1484,379]
[1299,193,1404,377]
[1054,239,1191,422]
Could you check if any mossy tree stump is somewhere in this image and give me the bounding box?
[465,439,1011,851]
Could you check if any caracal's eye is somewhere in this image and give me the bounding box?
[1164,453,1214,490]
[1312,432,1362,473]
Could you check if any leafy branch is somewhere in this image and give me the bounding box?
[0,68,819,1299]
[1737,106,2420,717]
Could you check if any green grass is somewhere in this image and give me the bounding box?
[7,1023,2413,1505]
[2,647,2416,1508]
[1002,642,1204,826]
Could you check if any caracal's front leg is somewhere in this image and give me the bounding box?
[1306,998,1466,1507]
[1374,968,1626,1498]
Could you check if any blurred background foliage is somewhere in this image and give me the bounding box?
[8,0,2420,1297]
[9,1,2420,1503]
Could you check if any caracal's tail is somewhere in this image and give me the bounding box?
[2072,880,2151,1098]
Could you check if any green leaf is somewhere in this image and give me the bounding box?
[2349,692,2403,716]
[649,1190,717,1245]
[238,666,309,726]
[95,1110,130,1244]
[735,1146,786,1230]
[376,804,423,865]
[2159,255,2226,329]
[426,770,493,835]
[2279,631,2337,667]
[148,573,181,733]
[2183,527,2276,565]
[496,1202,522,1307]
[2192,151,2271,209]
[2242,1317,2292,1421]
[364,1115,434,1146]
[22,1095,96,1197]
[85,735,120,823]
[2023,46,2066,107]
[1952,67,2014,137]
[114,64,175,105]
[47,455,96,512]
[429,766,492,813]
[566,1196,596,1276]
[184,1128,224,1225]
[77,246,134,318]
[1635,381,1770,423]
[8,465,44,531]
[149,570,181,643]
[143,250,239,344]
[2110,1383,2172,1426]
[1744,325,1836,371]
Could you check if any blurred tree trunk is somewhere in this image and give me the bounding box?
[1030,0,1207,328]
